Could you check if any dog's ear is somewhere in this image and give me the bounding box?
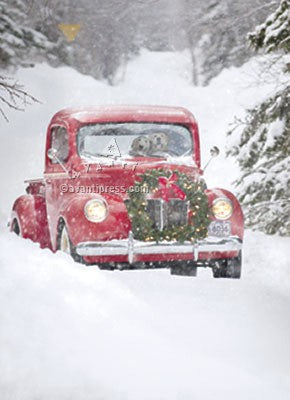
[129,137,137,155]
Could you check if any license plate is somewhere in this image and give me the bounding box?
[208,221,231,237]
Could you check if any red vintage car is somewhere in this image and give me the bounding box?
[10,105,243,278]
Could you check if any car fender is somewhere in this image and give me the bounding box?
[11,195,52,249]
[206,188,244,240]
[52,193,131,250]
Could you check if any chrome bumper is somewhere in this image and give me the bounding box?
[76,232,242,263]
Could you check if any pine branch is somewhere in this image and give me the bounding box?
[231,1,278,26]
[0,76,40,122]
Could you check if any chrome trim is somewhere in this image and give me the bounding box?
[160,199,164,231]
[193,242,198,261]
[43,172,70,179]
[128,231,134,264]
[76,232,242,263]
[24,178,44,184]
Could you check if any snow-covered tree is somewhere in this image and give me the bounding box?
[248,0,290,54]
[227,0,290,236]
[34,0,142,84]
[0,0,56,119]
[0,0,54,69]
[177,0,280,85]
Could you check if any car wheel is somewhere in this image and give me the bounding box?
[212,252,242,279]
[58,221,84,264]
[12,219,20,236]
[170,260,198,277]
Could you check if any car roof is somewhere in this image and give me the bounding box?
[50,105,197,125]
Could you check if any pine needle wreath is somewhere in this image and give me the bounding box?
[126,169,211,242]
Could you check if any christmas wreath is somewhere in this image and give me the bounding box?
[126,169,211,242]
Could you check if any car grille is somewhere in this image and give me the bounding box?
[146,199,189,230]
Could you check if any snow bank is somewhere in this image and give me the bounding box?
[0,230,290,400]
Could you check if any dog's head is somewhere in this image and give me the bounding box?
[150,132,169,152]
[130,136,151,155]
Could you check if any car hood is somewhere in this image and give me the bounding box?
[76,161,202,199]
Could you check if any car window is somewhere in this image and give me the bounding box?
[50,126,69,164]
[77,123,193,161]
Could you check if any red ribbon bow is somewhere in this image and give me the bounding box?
[158,173,186,202]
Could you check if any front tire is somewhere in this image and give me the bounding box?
[57,221,84,264]
[12,219,20,236]
[212,252,242,279]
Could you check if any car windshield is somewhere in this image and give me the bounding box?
[77,122,193,162]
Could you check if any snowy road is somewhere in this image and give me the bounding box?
[0,229,289,400]
[0,51,289,399]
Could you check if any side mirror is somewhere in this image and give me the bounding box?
[47,147,69,174]
[210,146,220,157]
[203,146,220,171]
[47,148,57,160]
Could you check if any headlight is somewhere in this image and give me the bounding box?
[84,198,108,223]
[212,197,233,220]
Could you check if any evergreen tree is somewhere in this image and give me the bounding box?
[227,0,290,236]
[0,0,55,119]
[248,0,290,54]
[180,0,280,85]
[0,0,53,69]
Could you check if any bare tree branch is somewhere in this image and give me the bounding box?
[0,76,40,122]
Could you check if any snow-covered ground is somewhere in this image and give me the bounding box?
[0,50,289,399]
[1,230,290,400]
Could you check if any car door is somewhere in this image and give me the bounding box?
[45,125,70,248]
